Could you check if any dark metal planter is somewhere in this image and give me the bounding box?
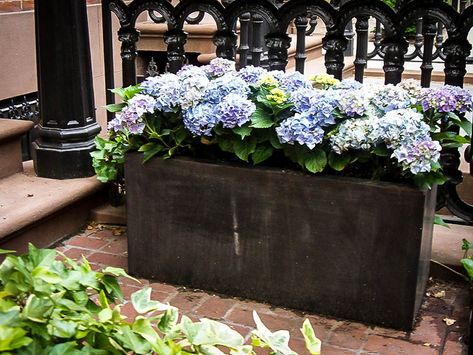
[126,152,436,330]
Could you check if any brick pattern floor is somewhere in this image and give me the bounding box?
[56,223,470,355]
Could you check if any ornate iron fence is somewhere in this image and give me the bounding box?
[101,0,473,223]
[0,93,39,161]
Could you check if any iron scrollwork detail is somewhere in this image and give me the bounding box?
[164,29,188,73]
[265,33,291,71]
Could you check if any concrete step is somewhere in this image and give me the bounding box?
[364,67,473,84]
[288,54,356,78]
[0,118,33,179]
[0,161,105,254]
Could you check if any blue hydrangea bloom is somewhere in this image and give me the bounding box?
[215,93,256,128]
[237,65,268,84]
[140,73,181,112]
[276,112,325,149]
[370,84,412,113]
[280,71,312,92]
[203,73,250,104]
[202,57,236,78]
[183,102,217,137]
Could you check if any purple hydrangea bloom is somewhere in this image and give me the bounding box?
[421,85,473,113]
[215,93,256,129]
[203,73,250,104]
[280,71,312,92]
[183,102,217,136]
[202,57,236,78]
[140,73,181,112]
[276,112,325,149]
[127,94,156,117]
[237,65,268,84]
[108,110,145,135]
[392,139,441,174]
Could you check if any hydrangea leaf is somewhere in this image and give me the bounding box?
[252,145,273,165]
[305,149,327,173]
[233,138,257,162]
[250,108,274,128]
[328,151,351,171]
[233,126,253,139]
[105,103,126,113]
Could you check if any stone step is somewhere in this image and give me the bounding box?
[288,54,356,78]
[0,118,33,179]
[0,161,105,254]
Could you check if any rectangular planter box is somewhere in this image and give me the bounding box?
[126,152,436,330]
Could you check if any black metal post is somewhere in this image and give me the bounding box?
[295,16,308,74]
[250,13,264,67]
[33,0,101,179]
[238,13,251,68]
[102,0,115,122]
[420,19,436,88]
[354,16,369,83]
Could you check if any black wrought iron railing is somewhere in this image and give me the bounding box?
[0,93,39,161]
[101,0,473,222]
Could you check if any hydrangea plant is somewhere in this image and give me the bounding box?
[92,58,472,190]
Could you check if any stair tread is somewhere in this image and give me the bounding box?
[0,161,102,239]
[0,118,33,143]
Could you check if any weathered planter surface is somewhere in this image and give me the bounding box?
[126,152,436,330]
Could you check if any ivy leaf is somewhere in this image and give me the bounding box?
[233,138,257,162]
[434,215,450,229]
[461,258,473,279]
[328,151,351,171]
[300,319,321,355]
[250,108,274,129]
[233,126,253,140]
[252,145,273,165]
[305,149,327,173]
[131,288,173,314]
[251,311,296,355]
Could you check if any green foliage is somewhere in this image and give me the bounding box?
[0,246,320,354]
[461,239,473,284]
[91,136,127,183]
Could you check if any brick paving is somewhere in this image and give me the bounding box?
[57,223,471,355]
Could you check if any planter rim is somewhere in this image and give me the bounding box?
[125,151,430,194]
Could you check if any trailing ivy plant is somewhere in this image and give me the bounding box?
[0,245,321,354]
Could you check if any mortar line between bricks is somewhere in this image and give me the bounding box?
[357,326,372,353]
[222,302,239,321]
[323,320,342,345]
